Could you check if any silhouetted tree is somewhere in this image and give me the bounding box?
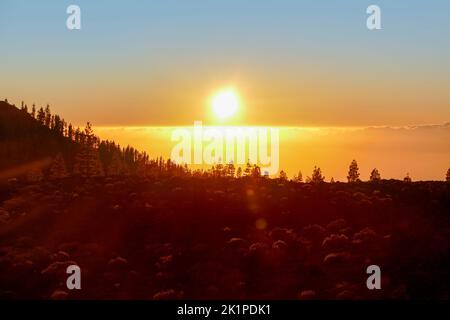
[73,123,104,177]
[236,167,242,178]
[347,159,360,183]
[251,165,261,178]
[293,170,303,183]
[279,170,288,181]
[49,153,68,179]
[67,124,74,140]
[446,168,450,182]
[74,127,82,143]
[20,102,28,113]
[44,104,51,128]
[310,166,325,183]
[215,163,224,177]
[243,161,252,177]
[370,168,381,182]
[52,114,62,133]
[330,177,335,183]
[225,162,235,177]
[107,151,124,176]
[31,104,36,118]
[37,107,45,125]
[62,119,67,136]
[135,155,148,177]
[404,173,412,183]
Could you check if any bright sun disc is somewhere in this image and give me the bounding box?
[212,89,239,119]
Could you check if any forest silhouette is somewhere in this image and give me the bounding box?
[0,99,449,299]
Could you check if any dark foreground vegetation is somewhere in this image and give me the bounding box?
[0,176,449,299]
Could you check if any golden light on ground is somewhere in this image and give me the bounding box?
[212,88,239,120]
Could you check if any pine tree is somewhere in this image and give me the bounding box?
[311,166,325,183]
[293,170,303,182]
[62,120,67,136]
[446,168,450,182]
[31,104,36,118]
[37,107,45,125]
[52,115,61,132]
[73,146,104,177]
[370,168,381,182]
[226,162,235,177]
[49,153,68,179]
[236,167,242,178]
[84,122,95,145]
[347,159,360,183]
[135,155,148,177]
[403,173,412,183]
[73,123,104,177]
[279,170,288,181]
[50,115,55,130]
[107,151,124,176]
[215,163,224,177]
[251,165,261,178]
[74,128,81,143]
[44,104,51,128]
[243,161,252,177]
[330,177,335,183]
[68,124,74,140]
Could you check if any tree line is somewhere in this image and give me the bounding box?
[286,160,419,184]
[14,100,450,183]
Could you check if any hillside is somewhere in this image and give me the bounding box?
[0,100,152,181]
[0,100,78,176]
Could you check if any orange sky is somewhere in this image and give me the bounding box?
[95,124,450,181]
[1,1,449,180]
[1,1,450,127]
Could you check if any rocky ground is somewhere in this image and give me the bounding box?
[0,177,449,299]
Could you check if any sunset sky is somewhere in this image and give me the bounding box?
[1,1,449,180]
[1,0,450,127]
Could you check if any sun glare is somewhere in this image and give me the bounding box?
[212,89,239,119]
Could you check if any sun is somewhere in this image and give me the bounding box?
[212,89,239,119]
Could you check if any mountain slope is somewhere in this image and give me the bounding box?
[0,100,77,175]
